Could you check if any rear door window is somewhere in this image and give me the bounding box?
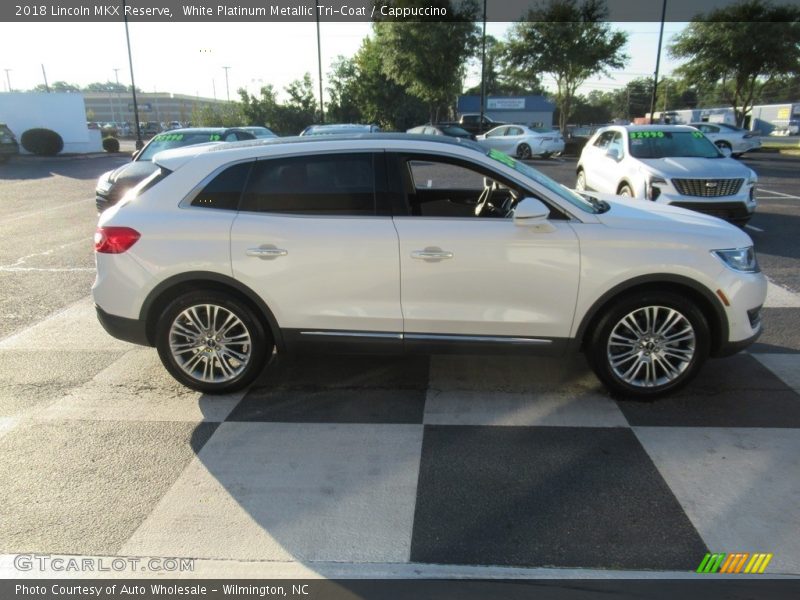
[240,153,377,216]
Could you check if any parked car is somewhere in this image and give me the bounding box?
[239,126,278,139]
[95,127,256,211]
[0,123,19,162]
[93,133,766,399]
[576,125,758,225]
[769,119,799,136]
[563,125,597,155]
[407,124,474,139]
[476,124,565,159]
[688,123,761,157]
[300,123,380,136]
[438,113,505,136]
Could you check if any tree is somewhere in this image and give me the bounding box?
[238,74,320,135]
[670,0,800,126]
[84,81,129,93]
[326,56,363,124]
[191,102,245,127]
[31,81,80,93]
[374,1,480,121]
[505,0,628,132]
[463,36,544,96]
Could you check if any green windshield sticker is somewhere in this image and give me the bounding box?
[629,131,665,139]
[209,134,221,141]
[692,131,704,138]
[153,133,184,142]
[487,148,517,168]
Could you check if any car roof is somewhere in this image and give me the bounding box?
[152,133,486,170]
[599,124,697,133]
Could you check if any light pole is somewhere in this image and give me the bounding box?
[4,69,12,92]
[123,0,144,149]
[315,0,324,123]
[649,0,667,124]
[222,66,231,102]
[113,68,122,128]
[41,64,50,93]
[479,0,487,131]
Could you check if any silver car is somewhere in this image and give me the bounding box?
[576,125,757,225]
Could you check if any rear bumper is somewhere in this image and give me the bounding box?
[95,305,151,346]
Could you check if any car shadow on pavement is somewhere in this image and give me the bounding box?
[0,155,129,181]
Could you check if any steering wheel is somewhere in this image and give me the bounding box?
[474,178,498,217]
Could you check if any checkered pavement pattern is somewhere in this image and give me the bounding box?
[0,286,798,576]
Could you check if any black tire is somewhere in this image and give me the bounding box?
[576,169,587,191]
[715,141,732,152]
[618,183,633,197]
[516,143,532,160]
[586,291,710,400]
[156,290,270,394]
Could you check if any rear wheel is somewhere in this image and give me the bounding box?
[156,291,270,394]
[516,143,532,159]
[586,292,710,400]
[618,184,633,197]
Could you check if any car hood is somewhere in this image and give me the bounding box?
[103,159,158,186]
[589,193,753,247]
[638,156,751,179]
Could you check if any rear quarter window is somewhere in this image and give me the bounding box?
[190,162,252,210]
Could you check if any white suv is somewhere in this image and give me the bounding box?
[93,134,766,399]
[576,125,758,225]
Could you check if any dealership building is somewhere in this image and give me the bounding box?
[457,95,556,128]
[82,92,228,125]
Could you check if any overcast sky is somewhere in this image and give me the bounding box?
[0,21,687,99]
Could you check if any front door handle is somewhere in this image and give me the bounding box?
[411,247,454,262]
[246,245,288,260]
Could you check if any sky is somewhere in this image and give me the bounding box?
[0,21,687,100]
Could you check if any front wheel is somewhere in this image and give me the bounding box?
[576,170,587,191]
[516,143,532,159]
[586,292,710,399]
[156,291,270,394]
[618,184,633,198]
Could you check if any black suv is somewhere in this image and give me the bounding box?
[95,127,255,211]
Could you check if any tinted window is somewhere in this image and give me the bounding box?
[608,132,624,156]
[486,127,506,138]
[138,131,226,160]
[191,162,252,210]
[507,127,523,136]
[240,154,375,215]
[593,131,615,149]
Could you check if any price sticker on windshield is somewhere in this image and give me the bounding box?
[629,131,665,139]
[154,134,184,142]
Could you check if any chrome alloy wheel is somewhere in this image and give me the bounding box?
[168,304,252,383]
[606,306,696,388]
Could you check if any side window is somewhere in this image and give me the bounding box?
[506,127,523,136]
[404,157,521,219]
[240,153,376,216]
[706,125,719,134]
[190,162,252,210]
[593,131,615,149]
[487,127,506,138]
[608,132,624,156]
[223,132,238,141]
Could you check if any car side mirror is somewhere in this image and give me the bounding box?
[719,146,732,158]
[513,198,555,232]
[606,148,621,161]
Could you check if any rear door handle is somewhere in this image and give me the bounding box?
[411,247,454,262]
[246,246,288,260]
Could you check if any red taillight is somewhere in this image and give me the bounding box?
[94,227,140,254]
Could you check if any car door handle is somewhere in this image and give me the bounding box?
[246,246,288,259]
[411,248,454,262]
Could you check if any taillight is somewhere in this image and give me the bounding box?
[94,227,140,254]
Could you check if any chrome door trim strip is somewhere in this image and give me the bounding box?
[299,330,551,344]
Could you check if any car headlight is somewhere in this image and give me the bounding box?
[712,246,759,273]
[96,174,112,194]
[646,176,667,201]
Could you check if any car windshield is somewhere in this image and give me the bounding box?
[138,132,225,160]
[440,126,471,137]
[485,149,600,214]
[628,131,721,159]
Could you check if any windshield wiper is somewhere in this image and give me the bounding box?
[580,193,610,213]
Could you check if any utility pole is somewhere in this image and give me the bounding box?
[4,69,12,93]
[315,0,324,123]
[123,0,144,149]
[41,64,50,93]
[222,66,231,102]
[649,0,667,124]
[479,0,487,131]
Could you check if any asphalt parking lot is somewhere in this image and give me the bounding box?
[0,151,799,578]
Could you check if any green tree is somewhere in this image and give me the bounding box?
[463,36,543,96]
[84,81,129,93]
[326,56,363,124]
[374,1,480,121]
[669,0,800,126]
[238,84,282,131]
[191,102,245,127]
[31,81,80,93]
[505,0,628,132]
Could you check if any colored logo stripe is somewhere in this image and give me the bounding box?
[697,553,773,574]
